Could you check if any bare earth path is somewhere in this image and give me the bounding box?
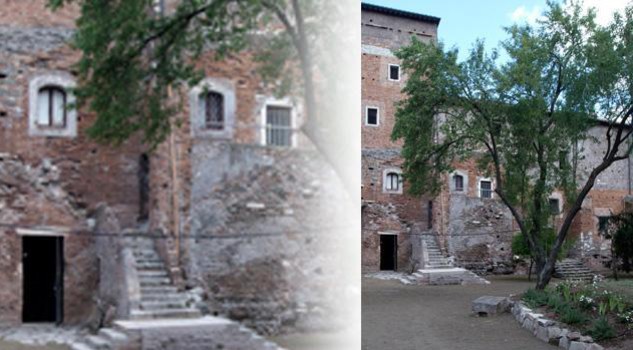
[362,275,556,350]
[0,341,68,350]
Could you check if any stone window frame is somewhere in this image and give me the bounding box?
[449,170,468,193]
[382,168,403,194]
[28,73,77,138]
[365,106,380,127]
[548,192,564,217]
[388,63,401,82]
[477,177,494,199]
[259,96,298,148]
[189,77,235,139]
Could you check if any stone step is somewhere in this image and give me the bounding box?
[140,286,179,294]
[139,277,171,288]
[70,343,94,350]
[85,335,110,350]
[130,308,202,320]
[141,300,189,310]
[135,262,165,270]
[98,328,128,344]
[137,270,169,277]
[141,293,188,302]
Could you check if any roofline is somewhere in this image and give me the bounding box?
[361,3,441,25]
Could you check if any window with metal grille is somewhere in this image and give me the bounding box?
[385,172,400,191]
[480,180,492,198]
[265,106,292,147]
[203,91,224,130]
[366,107,378,125]
[37,86,66,127]
[549,198,560,215]
[389,64,400,81]
[454,174,464,191]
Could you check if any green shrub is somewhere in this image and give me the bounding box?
[560,307,587,325]
[511,229,576,260]
[523,288,549,308]
[588,318,616,341]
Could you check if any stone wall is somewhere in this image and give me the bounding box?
[0,1,143,326]
[0,155,98,325]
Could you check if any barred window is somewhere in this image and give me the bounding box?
[37,86,66,127]
[203,91,224,130]
[385,172,401,191]
[480,180,492,198]
[265,106,292,147]
[389,64,400,81]
[454,174,464,191]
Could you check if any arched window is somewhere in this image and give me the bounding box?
[37,86,66,127]
[385,172,401,191]
[454,174,464,191]
[202,91,224,130]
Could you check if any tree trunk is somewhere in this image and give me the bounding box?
[528,258,533,281]
[536,258,556,290]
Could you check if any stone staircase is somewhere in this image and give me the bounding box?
[413,234,489,285]
[127,236,201,320]
[554,259,596,282]
[69,235,282,350]
[423,236,453,269]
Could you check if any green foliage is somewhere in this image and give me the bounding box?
[511,229,575,260]
[559,306,587,325]
[47,0,312,147]
[522,288,550,308]
[588,317,616,341]
[394,0,633,288]
[609,212,633,272]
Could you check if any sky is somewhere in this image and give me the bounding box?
[363,0,631,62]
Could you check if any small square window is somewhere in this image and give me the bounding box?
[202,91,224,130]
[389,64,400,81]
[385,172,401,191]
[549,198,560,215]
[480,180,492,198]
[366,107,379,126]
[265,106,292,147]
[598,216,610,234]
[454,174,464,191]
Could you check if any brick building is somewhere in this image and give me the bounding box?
[361,3,633,275]
[0,0,349,341]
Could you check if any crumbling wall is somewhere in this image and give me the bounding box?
[0,154,98,325]
[446,194,515,274]
[185,145,348,335]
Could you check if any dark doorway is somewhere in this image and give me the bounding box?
[138,153,150,222]
[380,235,397,271]
[22,236,64,324]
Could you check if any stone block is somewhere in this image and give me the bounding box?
[547,326,563,345]
[587,344,604,350]
[536,325,549,342]
[569,341,590,350]
[472,296,510,316]
[579,335,593,343]
[559,336,570,349]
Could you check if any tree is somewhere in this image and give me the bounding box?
[48,0,357,195]
[606,213,633,279]
[393,1,633,289]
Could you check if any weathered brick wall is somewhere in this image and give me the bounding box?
[0,1,142,325]
[360,8,439,272]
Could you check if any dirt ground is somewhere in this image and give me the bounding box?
[0,341,68,350]
[362,275,557,350]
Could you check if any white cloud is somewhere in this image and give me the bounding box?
[509,5,544,25]
[573,0,630,25]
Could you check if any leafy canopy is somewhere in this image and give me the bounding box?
[48,0,306,147]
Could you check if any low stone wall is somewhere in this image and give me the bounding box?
[510,301,604,350]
